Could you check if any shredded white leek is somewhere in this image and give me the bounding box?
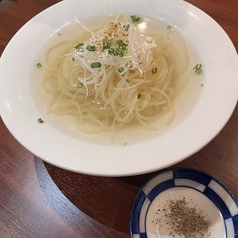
[72,21,157,96]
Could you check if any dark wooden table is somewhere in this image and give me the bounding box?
[0,0,237,237]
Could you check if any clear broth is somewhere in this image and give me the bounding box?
[31,15,204,146]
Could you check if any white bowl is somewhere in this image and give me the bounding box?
[0,0,238,176]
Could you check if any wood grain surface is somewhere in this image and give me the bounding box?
[0,0,237,237]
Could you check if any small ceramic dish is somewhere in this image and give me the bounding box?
[130,168,238,237]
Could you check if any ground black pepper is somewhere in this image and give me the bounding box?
[154,197,212,238]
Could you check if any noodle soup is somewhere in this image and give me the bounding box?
[31,14,203,145]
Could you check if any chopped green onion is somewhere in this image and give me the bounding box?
[167,26,172,30]
[125,24,130,31]
[193,64,203,74]
[74,43,84,50]
[108,48,114,55]
[113,48,125,57]
[103,41,111,50]
[74,43,83,49]
[106,41,128,57]
[38,118,44,123]
[91,62,102,68]
[117,40,128,47]
[113,48,119,56]
[78,82,84,88]
[117,40,124,46]
[152,68,158,74]
[118,67,124,73]
[36,63,42,68]
[125,79,130,83]
[86,45,96,51]
[130,15,140,23]
[118,50,124,57]
[72,58,75,61]
[137,94,142,99]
